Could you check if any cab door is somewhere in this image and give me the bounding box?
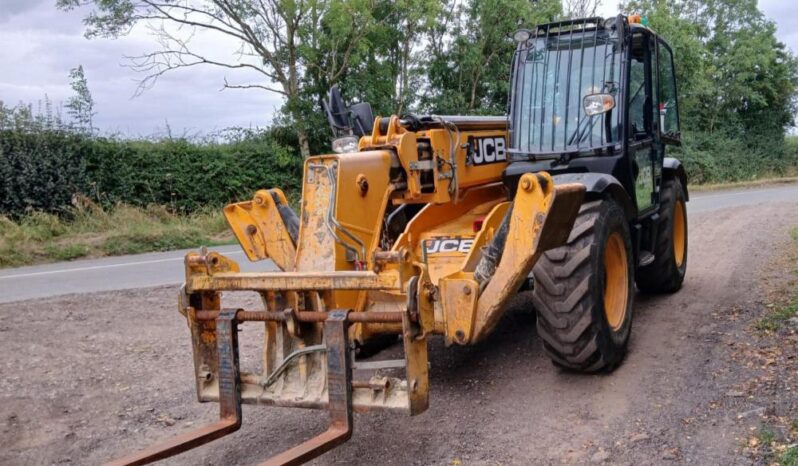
[626,31,658,215]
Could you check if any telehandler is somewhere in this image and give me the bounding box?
[111,14,688,465]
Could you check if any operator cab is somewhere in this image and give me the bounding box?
[504,15,681,218]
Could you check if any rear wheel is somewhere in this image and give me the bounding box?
[532,199,635,372]
[636,178,687,293]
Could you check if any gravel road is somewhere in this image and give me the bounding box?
[1,195,797,465]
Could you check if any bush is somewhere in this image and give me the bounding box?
[83,134,302,213]
[0,127,302,218]
[676,131,798,184]
[0,129,89,216]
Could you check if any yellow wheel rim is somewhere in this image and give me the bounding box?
[603,232,629,331]
[673,199,686,268]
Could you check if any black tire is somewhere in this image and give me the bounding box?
[532,199,635,372]
[636,178,687,293]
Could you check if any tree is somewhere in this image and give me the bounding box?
[421,0,561,114]
[66,65,96,134]
[623,0,798,145]
[621,0,798,181]
[563,0,601,18]
[280,0,439,154]
[57,0,380,157]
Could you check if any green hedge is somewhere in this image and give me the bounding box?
[2,126,797,219]
[675,132,798,184]
[0,129,302,218]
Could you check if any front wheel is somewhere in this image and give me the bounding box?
[532,199,635,372]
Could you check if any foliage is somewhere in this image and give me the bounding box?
[56,0,386,157]
[59,0,798,182]
[65,65,96,134]
[783,444,798,466]
[0,103,301,218]
[0,105,88,217]
[755,228,798,332]
[563,0,600,18]
[623,0,798,182]
[420,0,561,114]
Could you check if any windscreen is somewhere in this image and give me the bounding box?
[511,27,622,155]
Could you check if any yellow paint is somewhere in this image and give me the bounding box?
[223,189,296,271]
[359,115,508,205]
[673,199,686,267]
[470,174,585,342]
[603,231,629,330]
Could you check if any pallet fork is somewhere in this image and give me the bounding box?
[109,306,412,466]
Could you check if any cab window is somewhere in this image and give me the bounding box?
[657,41,680,140]
[627,32,651,139]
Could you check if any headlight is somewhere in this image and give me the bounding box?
[331,136,359,154]
[583,93,616,116]
[512,29,531,43]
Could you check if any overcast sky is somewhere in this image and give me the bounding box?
[1,0,796,137]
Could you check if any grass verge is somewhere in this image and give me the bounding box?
[752,422,798,465]
[755,228,798,332]
[744,228,798,465]
[0,204,234,268]
[2,179,796,269]
[690,175,798,193]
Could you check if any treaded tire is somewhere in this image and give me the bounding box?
[636,178,687,293]
[532,199,635,372]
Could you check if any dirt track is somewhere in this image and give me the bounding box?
[2,200,797,466]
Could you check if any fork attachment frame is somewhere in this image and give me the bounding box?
[107,309,355,466]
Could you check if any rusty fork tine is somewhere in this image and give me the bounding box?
[258,310,354,466]
[106,309,244,466]
[259,424,352,466]
[105,419,241,466]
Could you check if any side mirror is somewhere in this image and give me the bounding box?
[583,93,616,116]
[322,85,374,138]
[349,102,374,137]
[323,85,350,132]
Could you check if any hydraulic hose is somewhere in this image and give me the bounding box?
[270,191,300,245]
[474,204,513,293]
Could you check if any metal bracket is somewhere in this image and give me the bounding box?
[109,309,361,466]
[261,310,353,465]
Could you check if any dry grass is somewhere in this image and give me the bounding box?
[755,228,798,332]
[0,204,233,268]
[691,175,798,193]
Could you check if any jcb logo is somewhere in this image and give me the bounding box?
[424,237,474,256]
[471,136,507,166]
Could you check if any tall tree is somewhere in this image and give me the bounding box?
[289,0,439,154]
[66,65,96,134]
[57,0,379,157]
[563,0,601,18]
[623,0,798,146]
[421,0,561,114]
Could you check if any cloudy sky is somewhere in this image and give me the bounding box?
[1,1,796,137]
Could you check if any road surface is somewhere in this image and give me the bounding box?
[1,182,797,465]
[1,183,796,303]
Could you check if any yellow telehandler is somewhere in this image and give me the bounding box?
[110,15,688,465]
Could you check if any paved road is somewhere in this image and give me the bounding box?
[0,246,277,303]
[1,183,796,303]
